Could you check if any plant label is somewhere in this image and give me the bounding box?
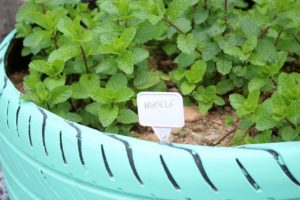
[137,92,184,143]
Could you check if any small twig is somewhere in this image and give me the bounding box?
[80,45,90,74]
[275,30,282,46]
[285,118,297,130]
[212,119,239,146]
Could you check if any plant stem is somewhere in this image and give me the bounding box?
[204,0,208,10]
[293,34,300,45]
[224,0,228,24]
[80,45,90,74]
[52,33,58,49]
[163,18,202,54]
[275,30,282,46]
[285,118,297,130]
[40,3,46,14]
[163,18,184,34]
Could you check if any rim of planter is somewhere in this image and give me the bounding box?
[0,30,299,200]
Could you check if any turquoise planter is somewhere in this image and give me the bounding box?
[0,31,300,200]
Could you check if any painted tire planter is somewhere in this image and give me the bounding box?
[0,31,300,200]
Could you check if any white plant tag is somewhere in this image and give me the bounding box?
[137,92,184,144]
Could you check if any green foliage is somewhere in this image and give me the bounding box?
[16,0,300,141]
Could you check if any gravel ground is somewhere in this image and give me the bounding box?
[1,0,21,199]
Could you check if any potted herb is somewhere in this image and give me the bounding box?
[0,0,300,199]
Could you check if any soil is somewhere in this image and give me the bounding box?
[132,107,238,146]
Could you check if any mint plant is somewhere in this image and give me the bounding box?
[15,0,300,142]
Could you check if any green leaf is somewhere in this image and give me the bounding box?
[132,48,149,64]
[278,73,299,101]
[229,94,245,110]
[166,0,194,20]
[270,93,286,117]
[216,58,232,75]
[169,68,185,82]
[90,88,112,104]
[252,130,272,144]
[29,60,51,75]
[23,28,51,54]
[193,7,208,24]
[71,83,90,99]
[135,21,167,44]
[117,109,138,124]
[180,81,196,95]
[134,71,161,90]
[65,112,83,123]
[256,39,277,63]
[248,78,268,92]
[106,73,128,90]
[198,102,213,114]
[242,36,257,53]
[48,45,80,63]
[244,89,260,112]
[177,33,197,54]
[49,86,72,106]
[214,96,225,106]
[216,79,234,95]
[201,42,221,61]
[117,51,134,74]
[279,126,300,141]
[230,129,248,146]
[174,53,196,68]
[240,18,260,37]
[98,104,119,127]
[114,88,134,103]
[95,57,118,75]
[27,11,50,30]
[184,60,207,83]
[79,74,100,92]
[85,102,100,116]
[120,27,137,49]
[44,76,66,91]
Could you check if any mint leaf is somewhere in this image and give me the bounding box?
[114,88,134,103]
[98,104,119,127]
[180,81,196,95]
[132,48,149,64]
[229,94,245,110]
[216,58,232,75]
[134,71,161,90]
[279,126,300,141]
[71,83,90,99]
[177,33,197,54]
[120,27,136,49]
[48,45,80,63]
[117,51,134,74]
[185,60,207,83]
[106,73,128,90]
[117,109,138,124]
[49,85,72,106]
